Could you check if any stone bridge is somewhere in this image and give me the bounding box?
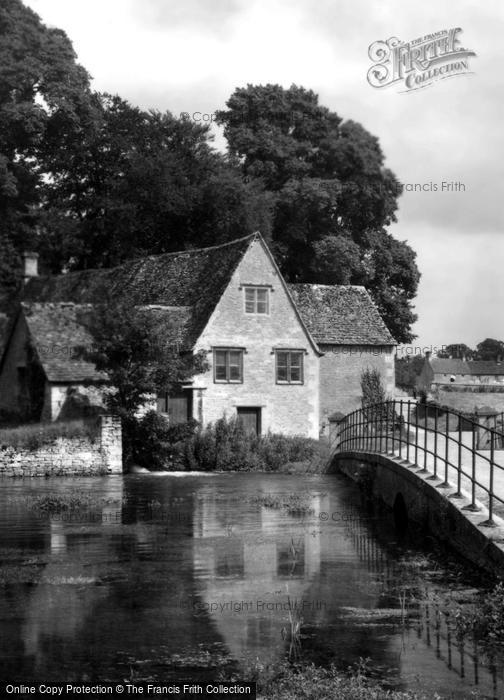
[329,400,504,577]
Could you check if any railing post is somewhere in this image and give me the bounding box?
[414,403,419,467]
[481,430,497,527]
[428,406,439,481]
[418,404,429,473]
[399,400,403,459]
[406,401,411,463]
[451,419,463,498]
[439,410,451,488]
[463,424,480,512]
[433,406,438,478]
[385,401,389,454]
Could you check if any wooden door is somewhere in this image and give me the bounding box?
[157,390,192,424]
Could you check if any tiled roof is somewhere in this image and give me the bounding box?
[287,284,395,345]
[22,303,106,383]
[22,302,192,383]
[430,359,469,375]
[23,234,256,347]
[468,361,504,376]
[431,358,504,376]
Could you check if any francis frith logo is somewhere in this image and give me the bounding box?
[367,28,476,92]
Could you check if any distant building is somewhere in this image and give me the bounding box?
[0,234,395,435]
[416,353,504,394]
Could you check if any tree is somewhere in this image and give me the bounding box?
[80,291,208,464]
[39,94,273,272]
[475,338,504,362]
[360,367,386,407]
[395,354,425,392]
[437,343,474,360]
[0,0,92,307]
[216,84,420,342]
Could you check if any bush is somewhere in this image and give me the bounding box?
[184,416,318,472]
[360,368,385,407]
[0,418,99,450]
[455,582,504,650]
[130,410,199,470]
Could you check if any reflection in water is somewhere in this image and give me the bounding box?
[0,473,502,697]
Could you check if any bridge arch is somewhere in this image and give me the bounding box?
[330,450,504,577]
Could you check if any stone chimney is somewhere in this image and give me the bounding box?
[23,252,39,282]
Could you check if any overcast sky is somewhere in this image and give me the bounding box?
[25,0,504,353]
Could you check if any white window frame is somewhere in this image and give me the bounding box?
[244,286,270,315]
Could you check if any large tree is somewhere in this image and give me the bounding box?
[0,0,92,305]
[216,84,420,342]
[39,93,273,272]
[475,338,504,362]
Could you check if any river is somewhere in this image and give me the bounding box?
[0,472,502,698]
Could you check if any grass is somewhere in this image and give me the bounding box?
[11,490,124,513]
[239,659,447,699]
[0,418,99,450]
[249,492,317,514]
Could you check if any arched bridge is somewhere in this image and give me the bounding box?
[329,400,504,576]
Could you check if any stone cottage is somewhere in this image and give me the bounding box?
[0,233,395,437]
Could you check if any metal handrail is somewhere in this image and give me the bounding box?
[334,399,504,527]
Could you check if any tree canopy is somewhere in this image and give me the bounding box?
[0,3,420,344]
[0,0,92,304]
[216,84,419,342]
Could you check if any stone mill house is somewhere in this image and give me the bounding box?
[0,233,396,438]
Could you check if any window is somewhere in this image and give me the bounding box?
[214,349,243,383]
[276,351,303,384]
[244,286,269,314]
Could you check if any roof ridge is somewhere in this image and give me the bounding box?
[33,232,259,284]
[288,282,367,291]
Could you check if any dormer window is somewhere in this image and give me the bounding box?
[244,286,269,314]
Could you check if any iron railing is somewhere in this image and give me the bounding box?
[333,400,504,527]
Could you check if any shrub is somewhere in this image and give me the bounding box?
[129,410,199,470]
[184,416,318,472]
[360,368,386,408]
[0,418,99,450]
[455,582,504,650]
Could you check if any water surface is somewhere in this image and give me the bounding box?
[0,472,502,698]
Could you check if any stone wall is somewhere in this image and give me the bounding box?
[332,451,504,577]
[319,345,395,427]
[0,415,122,477]
[194,237,320,438]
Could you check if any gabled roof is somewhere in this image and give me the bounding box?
[431,358,504,376]
[21,302,192,383]
[288,284,395,345]
[22,234,256,348]
[22,303,106,383]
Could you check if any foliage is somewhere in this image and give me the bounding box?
[80,292,208,465]
[0,0,92,309]
[185,416,318,472]
[243,659,436,699]
[475,338,504,361]
[131,411,198,470]
[40,94,273,272]
[395,355,425,392]
[217,84,420,342]
[360,368,386,407]
[249,492,315,514]
[437,343,474,360]
[454,582,504,651]
[0,418,98,450]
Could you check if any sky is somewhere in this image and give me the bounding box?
[25,0,504,354]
